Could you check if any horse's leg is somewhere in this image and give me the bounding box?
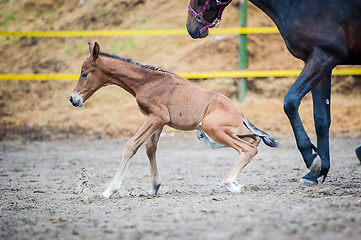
[202,120,260,192]
[200,95,262,192]
[284,49,337,180]
[313,76,332,180]
[145,127,163,195]
[236,134,261,146]
[299,76,332,185]
[221,134,260,193]
[101,116,165,198]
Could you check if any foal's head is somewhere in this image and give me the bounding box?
[70,42,107,107]
[186,0,232,39]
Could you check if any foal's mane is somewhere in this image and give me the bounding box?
[100,52,171,74]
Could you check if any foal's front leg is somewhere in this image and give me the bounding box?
[101,117,165,198]
[145,127,163,195]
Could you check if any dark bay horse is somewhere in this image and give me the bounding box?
[70,42,279,198]
[186,0,361,185]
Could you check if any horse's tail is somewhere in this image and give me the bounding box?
[243,118,280,148]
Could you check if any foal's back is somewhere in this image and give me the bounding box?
[141,73,220,131]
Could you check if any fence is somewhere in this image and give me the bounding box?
[0,27,279,37]
[1,68,361,81]
[1,26,361,99]
[1,27,361,78]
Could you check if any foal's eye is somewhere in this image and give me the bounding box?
[81,72,88,78]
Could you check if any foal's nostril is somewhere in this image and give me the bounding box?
[69,96,73,104]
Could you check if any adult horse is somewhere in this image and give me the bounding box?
[186,0,361,185]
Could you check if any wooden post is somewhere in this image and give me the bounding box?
[238,0,248,101]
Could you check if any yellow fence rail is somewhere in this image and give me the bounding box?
[1,68,361,81]
[1,27,360,80]
[0,27,279,37]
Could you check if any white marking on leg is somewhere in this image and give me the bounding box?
[100,147,133,198]
[146,128,163,196]
[223,180,245,193]
[101,117,165,198]
[148,154,161,195]
[149,180,161,196]
[309,155,321,177]
[222,144,258,193]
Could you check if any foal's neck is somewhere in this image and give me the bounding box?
[98,55,166,97]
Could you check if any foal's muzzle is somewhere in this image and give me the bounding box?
[70,92,84,107]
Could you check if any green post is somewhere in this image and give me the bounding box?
[238,0,248,101]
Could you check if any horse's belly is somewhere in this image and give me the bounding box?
[166,85,216,130]
[167,112,202,131]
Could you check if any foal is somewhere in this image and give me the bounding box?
[70,42,279,198]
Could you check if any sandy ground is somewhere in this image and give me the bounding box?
[1,1,361,239]
[1,134,360,240]
[1,0,360,139]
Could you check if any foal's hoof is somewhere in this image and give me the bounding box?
[223,181,244,193]
[309,155,321,177]
[100,189,114,199]
[149,183,161,196]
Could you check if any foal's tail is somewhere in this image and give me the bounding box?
[243,118,280,148]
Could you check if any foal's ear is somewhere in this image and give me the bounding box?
[88,42,100,61]
[88,42,94,54]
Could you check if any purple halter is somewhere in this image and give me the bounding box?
[188,0,232,34]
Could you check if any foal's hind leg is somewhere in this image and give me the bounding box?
[101,116,165,198]
[201,95,260,193]
[203,125,259,193]
[145,127,163,195]
[222,135,260,192]
[236,134,261,146]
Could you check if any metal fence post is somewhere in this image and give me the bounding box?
[238,0,248,101]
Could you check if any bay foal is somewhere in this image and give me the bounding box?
[70,42,279,198]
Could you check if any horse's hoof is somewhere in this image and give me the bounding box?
[223,181,244,193]
[299,178,318,186]
[149,183,161,196]
[309,155,321,177]
[100,189,114,199]
[100,193,111,199]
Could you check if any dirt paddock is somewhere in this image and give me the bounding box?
[1,134,360,240]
